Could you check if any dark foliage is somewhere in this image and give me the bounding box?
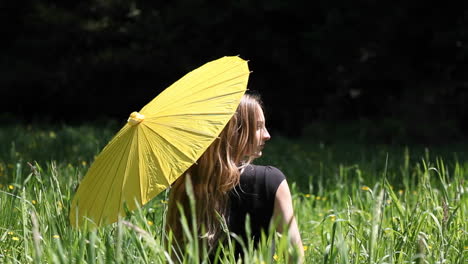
[2,1,468,143]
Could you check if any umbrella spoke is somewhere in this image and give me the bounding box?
[93,129,136,225]
[71,126,135,226]
[142,59,247,114]
[138,126,171,202]
[114,127,142,219]
[150,77,248,116]
[145,118,226,139]
[143,124,197,167]
[91,131,133,225]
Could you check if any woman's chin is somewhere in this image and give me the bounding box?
[252,152,262,158]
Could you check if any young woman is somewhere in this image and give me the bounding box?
[166,93,303,261]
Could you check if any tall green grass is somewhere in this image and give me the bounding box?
[0,124,466,263]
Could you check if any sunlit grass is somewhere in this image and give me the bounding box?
[0,124,466,263]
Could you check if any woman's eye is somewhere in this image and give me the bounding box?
[257,122,265,130]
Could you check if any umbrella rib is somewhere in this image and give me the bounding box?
[168,59,246,99]
[75,127,132,226]
[139,127,171,187]
[157,89,246,116]
[154,71,249,114]
[116,128,140,221]
[144,124,197,164]
[96,129,135,225]
[147,112,233,120]
[157,77,247,114]
[177,71,249,101]
[182,88,246,106]
[152,122,217,139]
[143,63,242,114]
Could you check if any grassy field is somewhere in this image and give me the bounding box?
[0,123,466,263]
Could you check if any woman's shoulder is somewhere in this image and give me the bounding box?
[241,164,287,190]
[244,164,286,178]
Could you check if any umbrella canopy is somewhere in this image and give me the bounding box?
[69,56,250,228]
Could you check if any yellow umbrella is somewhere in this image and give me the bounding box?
[69,56,250,228]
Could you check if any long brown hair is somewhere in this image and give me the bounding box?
[165,93,263,253]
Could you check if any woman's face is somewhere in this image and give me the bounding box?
[251,105,271,158]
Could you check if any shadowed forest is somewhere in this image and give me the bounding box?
[2,1,468,144]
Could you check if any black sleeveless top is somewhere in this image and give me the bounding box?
[227,164,286,246]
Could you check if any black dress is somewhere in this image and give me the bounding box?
[227,164,286,251]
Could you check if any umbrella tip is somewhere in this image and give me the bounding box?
[127,111,145,126]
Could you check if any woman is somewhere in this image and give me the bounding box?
[166,93,303,261]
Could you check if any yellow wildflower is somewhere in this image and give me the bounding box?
[315,196,321,200]
[273,254,279,261]
[53,235,60,239]
[32,200,37,205]
[303,245,308,251]
[361,186,370,191]
[81,161,87,166]
[398,190,404,195]
[8,185,14,190]
[304,194,311,198]
[49,131,57,139]
[147,220,154,226]
[329,214,336,222]
[12,237,19,241]
[8,231,14,235]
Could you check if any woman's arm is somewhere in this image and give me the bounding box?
[273,180,304,262]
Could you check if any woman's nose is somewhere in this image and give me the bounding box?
[263,128,271,141]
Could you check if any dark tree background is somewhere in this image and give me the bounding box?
[2,1,468,144]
